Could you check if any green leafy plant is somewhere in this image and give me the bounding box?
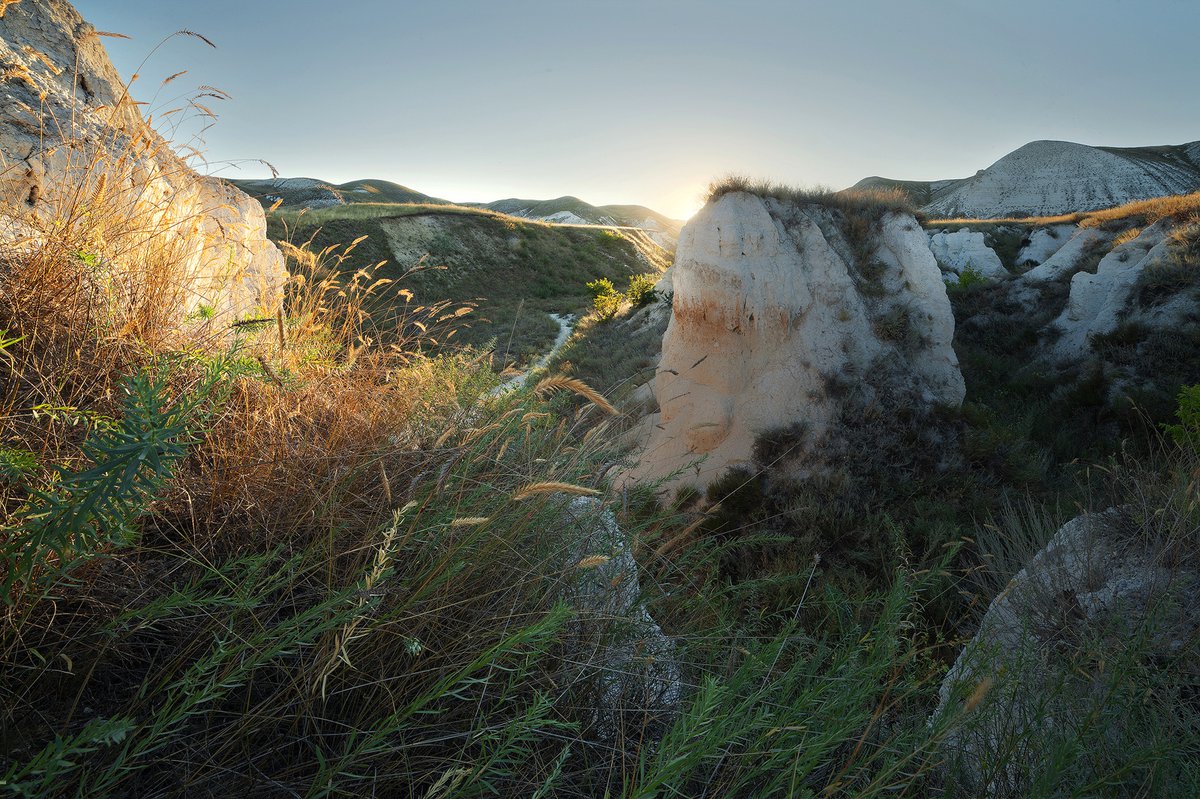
[625,272,659,307]
[1165,384,1200,450]
[956,263,987,289]
[0,446,39,481]
[3,354,231,602]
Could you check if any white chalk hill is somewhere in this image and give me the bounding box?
[855,140,1200,219]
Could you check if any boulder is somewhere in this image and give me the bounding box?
[935,509,1200,795]
[927,228,1007,283]
[1015,224,1076,268]
[558,497,680,736]
[627,192,964,492]
[0,0,286,322]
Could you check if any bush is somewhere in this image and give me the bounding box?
[625,272,659,307]
[955,263,988,290]
[585,277,622,319]
[1166,384,1200,450]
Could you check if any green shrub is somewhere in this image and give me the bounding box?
[625,272,659,307]
[3,355,230,603]
[955,263,987,290]
[585,277,622,320]
[1165,384,1200,450]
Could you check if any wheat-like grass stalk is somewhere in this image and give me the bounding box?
[653,509,717,560]
[533,375,618,415]
[312,502,414,700]
[511,481,600,501]
[449,517,490,527]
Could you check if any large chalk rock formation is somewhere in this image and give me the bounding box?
[1048,221,1179,361]
[922,140,1200,219]
[629,192,964,491]
[0,0,286,320]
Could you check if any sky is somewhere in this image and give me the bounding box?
[73,0,1200,220]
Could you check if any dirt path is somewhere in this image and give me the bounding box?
[492,313,574,394]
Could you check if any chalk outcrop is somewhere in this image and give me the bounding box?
[1048,222,1174,361]
[0,0,286,321]
[854,140,1200,220]
[925,140,1200,219]
[1019,226,1113,283]
[558,497,680,736]
[927,228,1007,283]
[628,192,964,491]
[935,509,1200,795]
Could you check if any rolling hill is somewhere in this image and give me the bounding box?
[229,176,682,247]
[479,195,683,245]
[228,177,450,209]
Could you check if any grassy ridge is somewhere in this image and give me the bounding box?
[266,204,665,368]
[927,189,1200,229]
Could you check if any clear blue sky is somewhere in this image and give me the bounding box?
[73,0,1200,219]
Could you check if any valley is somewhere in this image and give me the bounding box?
[1,1,1198,797]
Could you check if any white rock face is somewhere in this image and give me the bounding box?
[935,509,1200,795]
[0,0,287,321]
[927,228,1007,282]
[627,192,964,491]
[1049,222,1172,361]
[1019,226,1113,284]
[558,497,680,735]
[924,140,1200,219]
[1015,224,1076,267]
[541,210,589,225]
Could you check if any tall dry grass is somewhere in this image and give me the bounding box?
[705,175,916,218]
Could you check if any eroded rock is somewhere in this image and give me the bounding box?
[0,0,287,321]
[1048,222,1172,361]
[627,192,964,492]
[558,497,680,736]
[928,228,1007,283]
[1015,224,1076,268]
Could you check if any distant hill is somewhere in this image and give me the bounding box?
[852,140,1200,219]
[228,177,450,209]
[478,195,682,247]
[229,179,681,247]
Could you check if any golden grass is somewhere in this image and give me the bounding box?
[706,175,915,217]
[533,375,618,415]
[0,87,489,555]
[928,191,1200,229]
[511,481,601,501]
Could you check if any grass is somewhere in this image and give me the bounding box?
[706,175,917,218]
[928,190,1200,230]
